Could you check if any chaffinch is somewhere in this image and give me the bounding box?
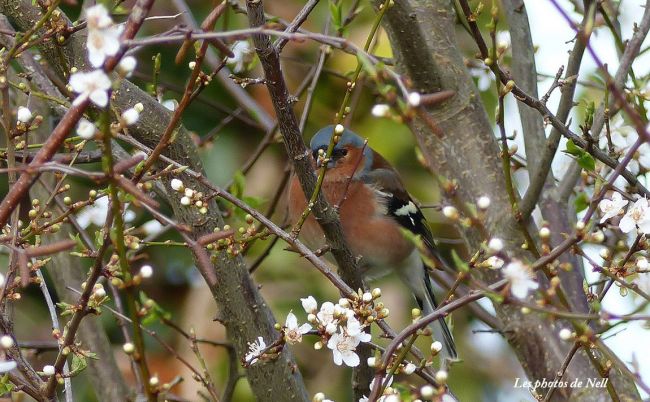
[288,125,458,365]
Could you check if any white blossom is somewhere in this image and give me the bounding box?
[598,192,628,223]
[431,341,443,353]
[0,273,5,288]
[284,312,311,344]
[312,393,334,402]
[635,273,650,295]
[76,196,110,228]
[245,336,266,365]
[76,118,96,139]
[180,196,191,206]
[139,265,153,278]
[93,285,106,298]
[142,219,164,236]
[161,99,178,111]
[313,392,325,402]
[76,196,135,228]
[16,106,32,123]
[87,24,123,67]
[599,248,611,260]
[359,377,394,402]
[317,302,337,327]
[85,4,113,30]
[403,362,417,374]
[559,328,573,340]
[487,238,504,252]
[313,393,331,402]
[477,196,491,209]
[502,260,539,299]
[226,40,254,73]
[0,361,16,373]
[420,385,435,398]
[121,107,140,125]
[301,296,318,314]
[442,205,459,220]
[470,67,493,91]
[69,69,112,107]
[42,365,55,376]
[638,142,650,169]
[496,31,511,48]
[599,116,637,153]
[539,227,551,239]
[325,323,337,335]
[122,342,135,354]
[407,92,421,107]
[84,5,123,67]
[636,256,649,270]
[327,329,362,367]
[117,56,137,76]
[170,179,184,192]
[371,104,390,117]
[344,316,371,343]
[619,198,650,234]
[0,335,13,349]
[486,256,504,269]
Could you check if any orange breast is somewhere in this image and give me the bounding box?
[288,175,414,267]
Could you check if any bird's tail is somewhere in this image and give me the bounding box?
[414,267,458,368]
[397,251,458,368]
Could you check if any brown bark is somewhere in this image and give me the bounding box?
[378,1,640,401]
[0,1,309,400]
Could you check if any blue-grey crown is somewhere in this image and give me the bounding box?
[309,125,373,171]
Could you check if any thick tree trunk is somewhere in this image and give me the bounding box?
[0,1,309,400]
[378,1,640,400]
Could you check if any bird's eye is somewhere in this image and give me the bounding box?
[332,148,348,158]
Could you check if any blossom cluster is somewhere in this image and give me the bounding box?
[598,192,650,235]
[170,179,208,214]
[598,117,650,181]
[480,240,539,300]
[85,4,123,67]
[68,5,136,108]
[245,292,383,368]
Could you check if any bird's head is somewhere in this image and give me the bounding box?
[309,125,373,173]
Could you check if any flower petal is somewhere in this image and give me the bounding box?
[89,89,108,107]
[342,351,360,367]
[619,216,636,233]
[0,361,16,373]
[285,312,297,329]
[298,323,312,334]
[332,350,343,366]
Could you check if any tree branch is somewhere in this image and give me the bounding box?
[0,1,310,400]
[377,1,640,400]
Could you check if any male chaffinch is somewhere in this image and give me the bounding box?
[288,125,458,365]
